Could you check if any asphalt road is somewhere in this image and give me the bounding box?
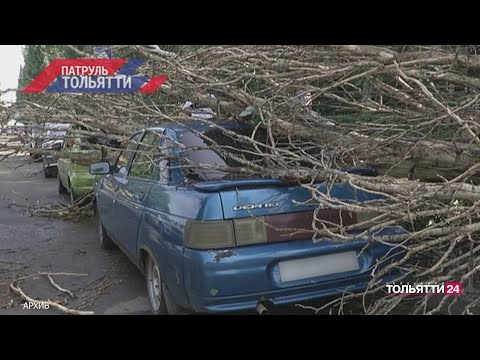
[0,153,151,315]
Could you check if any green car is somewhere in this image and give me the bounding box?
[57,125,118,201]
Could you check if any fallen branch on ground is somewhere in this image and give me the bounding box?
[9,282,93,315]
[47,273,75,299]
[9,272,93,315]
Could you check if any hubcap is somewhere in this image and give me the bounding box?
[147,260,162,311]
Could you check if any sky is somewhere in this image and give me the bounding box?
[0,45,24,104]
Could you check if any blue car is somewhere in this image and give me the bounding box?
[90,121,406,314]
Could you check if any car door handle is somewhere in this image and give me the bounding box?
[133,192,145,202]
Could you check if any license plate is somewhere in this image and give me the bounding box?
[278,251,360,282]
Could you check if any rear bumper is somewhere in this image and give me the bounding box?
[182,226,406,313]
[188,272,400,313]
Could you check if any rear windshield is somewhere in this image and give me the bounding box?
[176,127,266,181]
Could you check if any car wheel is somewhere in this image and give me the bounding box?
[44,166,54,178]
[146,256,169,315]
[97,209,114,250]
[58,175,67,194]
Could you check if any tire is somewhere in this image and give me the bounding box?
[146,256,169,315]
[162,282,184,315]
[97,209,114,250]
[58,175,67,194]
[44,166,55,178]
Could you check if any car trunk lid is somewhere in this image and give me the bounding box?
[193,176,383,243]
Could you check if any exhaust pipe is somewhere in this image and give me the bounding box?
[256,302,270,315]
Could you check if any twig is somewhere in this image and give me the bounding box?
[47,274,75,299]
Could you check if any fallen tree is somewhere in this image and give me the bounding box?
[8,45,480,182]
[3,45,480,314]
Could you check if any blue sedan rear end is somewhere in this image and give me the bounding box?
[93,122,405,314]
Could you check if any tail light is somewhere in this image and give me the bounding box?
[234,218,267,246]
[184,210,382,250]
[184,218,269,249]
[184,220,235,249]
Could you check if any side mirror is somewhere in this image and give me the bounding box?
[89,161,111,175]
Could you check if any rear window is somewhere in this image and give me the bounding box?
[176,126,266,181]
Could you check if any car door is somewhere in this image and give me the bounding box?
[58,128,86,191]
[138,131,189,305]
[113,131,161,259]
[98,132,143,239]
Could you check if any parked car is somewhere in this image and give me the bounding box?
[91,121,407,315]
[58,125,117,202]
[29,122,68,162]
[4,120,26,137]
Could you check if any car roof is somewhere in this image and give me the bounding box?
[144,120,247,134]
